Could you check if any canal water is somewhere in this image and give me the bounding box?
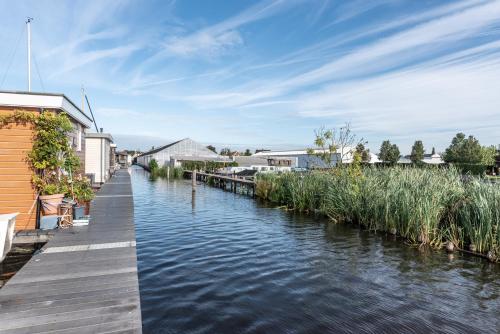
[131,167,499,333]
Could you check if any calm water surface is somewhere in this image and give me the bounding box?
[131,167,499,333]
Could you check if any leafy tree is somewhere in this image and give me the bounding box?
[443,133,482,163]
[480,145,497,166]
[410,140,425,163]
[219,148,233,156]
[206,145,217,153]
[244,149,252,156]
[379,140,400,164]
[307,123,366,167]
[354,143,371,162]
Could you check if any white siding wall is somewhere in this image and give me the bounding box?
[85,138,100,182]
[85,137,111,183]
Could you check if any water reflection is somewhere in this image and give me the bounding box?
[131,166,499,333]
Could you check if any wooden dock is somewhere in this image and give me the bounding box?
[0,169,142,333]
[186,170,256,196]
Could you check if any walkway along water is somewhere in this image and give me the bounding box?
[0,169,142,333]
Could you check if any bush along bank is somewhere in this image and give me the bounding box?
[255,167,500,262]
[148,159,184,179]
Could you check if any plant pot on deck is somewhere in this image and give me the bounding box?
[82,201,91,216]
[39,194,65,215]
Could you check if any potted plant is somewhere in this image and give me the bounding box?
[32,175,69,215]
[71,175,94,216]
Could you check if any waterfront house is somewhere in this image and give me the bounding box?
[0,91,92,230]
[85,131,114,184]
[136,138,225,168]
[116,150,130,167]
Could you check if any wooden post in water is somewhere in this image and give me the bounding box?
[192,170,196,192]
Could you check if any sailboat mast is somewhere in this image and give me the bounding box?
[26,17,33,92]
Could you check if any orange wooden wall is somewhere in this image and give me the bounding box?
[0,107,38,230]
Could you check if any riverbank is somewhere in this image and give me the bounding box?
[255,167,500,262]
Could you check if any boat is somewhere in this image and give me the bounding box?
[0,213,18,263]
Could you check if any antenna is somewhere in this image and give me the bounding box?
[26,17,33,92]
[84,94,100,132]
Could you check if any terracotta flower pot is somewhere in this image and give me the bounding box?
[39,194,65,215]
[83,201,91,215]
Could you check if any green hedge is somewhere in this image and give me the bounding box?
[451,163,488,175]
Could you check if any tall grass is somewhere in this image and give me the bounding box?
[151,166,184,179]
[255,167,500,261]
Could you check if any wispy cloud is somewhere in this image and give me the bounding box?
[162,0,301,57]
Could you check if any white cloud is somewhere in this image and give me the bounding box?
[166,30,243,56]
[162,0,301,57]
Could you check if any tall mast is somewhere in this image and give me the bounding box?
[81,85,85,113]
[26,17,33,92]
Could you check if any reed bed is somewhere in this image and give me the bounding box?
[255,167,500,261]
[151,166,184,179]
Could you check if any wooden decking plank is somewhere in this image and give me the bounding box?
[0,297,139,321]
[0,272,139,296]
[0,290,140,314]
[0,170,142,333]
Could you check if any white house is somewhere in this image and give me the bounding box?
[423,153,444,164]
[253,147,356,169]
[85,132,113,184]
[136,138,226,168]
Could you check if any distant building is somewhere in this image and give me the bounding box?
[110,143,117,169]
[423,152,444,164]
[85,132,114,184]
[220,156,292,174]
[136,138,227,168]
[116,151,130,167]
[253,148,355,169]
[402,152,444,164]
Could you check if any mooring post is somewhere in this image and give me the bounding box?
[192,170,196,192]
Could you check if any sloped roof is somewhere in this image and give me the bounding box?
[86,132,113,142]
[138,138,185,157]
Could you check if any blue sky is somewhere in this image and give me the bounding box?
[1,0,500,153]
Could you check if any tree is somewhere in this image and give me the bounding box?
[480,145,497,166]
[206,145,217,153]
[148,159,158,171]
[243,149,252,156]
[410,140,425,163]
[219,148,232,156]
[307,123,366,167]
[379,140,400,164]
[443,133,482,163]
[354,143,371,162]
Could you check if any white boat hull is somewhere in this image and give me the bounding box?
[0,213,18,263]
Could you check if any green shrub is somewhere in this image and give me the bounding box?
[148,159,159,171]
[452,163,488,176]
